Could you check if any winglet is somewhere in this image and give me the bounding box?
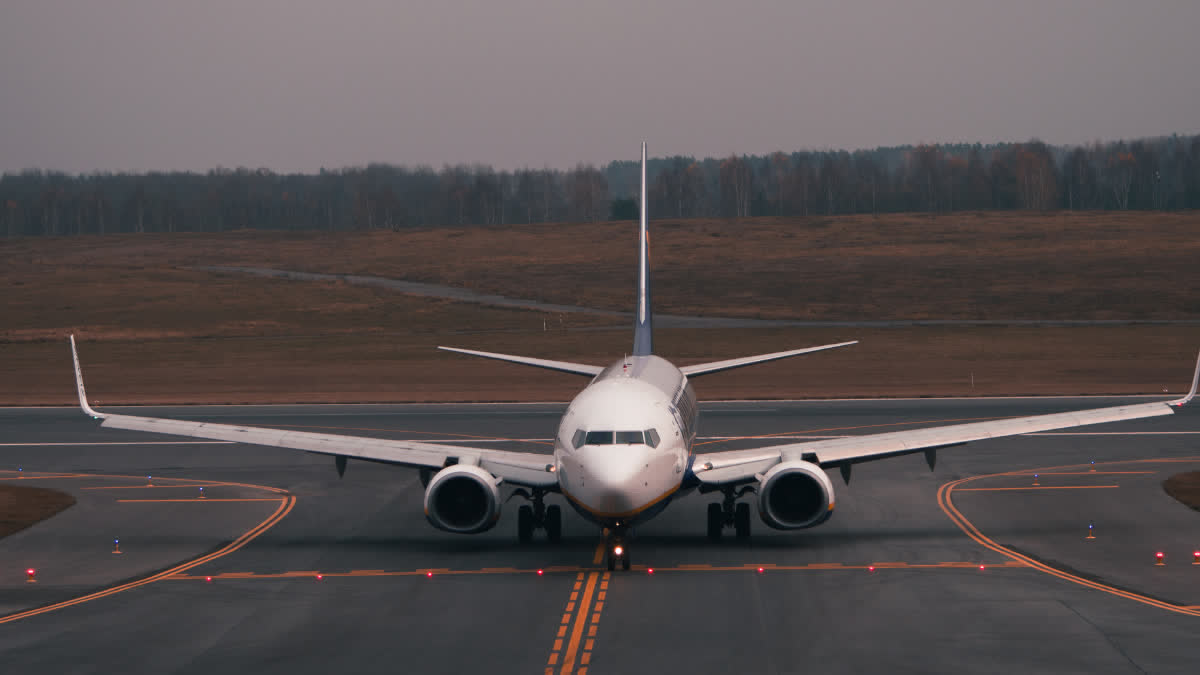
[1171,349,1200,407]
[69,335,105,419]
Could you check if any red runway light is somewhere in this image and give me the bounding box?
[1156,552,1165,566]
[537,569,544,576]
[979,565,986,570]
[426,571,433,578]
[757,567,764,574]
[205,576,212,583]
[316,574,323,581]
[868,566,875,572]
[647,568,654,575]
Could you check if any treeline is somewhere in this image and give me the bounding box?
[3,134,1199,237]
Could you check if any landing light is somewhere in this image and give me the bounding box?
[613,546,624,557]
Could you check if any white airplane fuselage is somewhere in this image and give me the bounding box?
[553,355,698,529]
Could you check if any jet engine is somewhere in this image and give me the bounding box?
[756,460,835,529]
[423,464,502,534]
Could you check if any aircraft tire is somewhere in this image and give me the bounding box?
[706,503,723,541]
[734,502,751,539]
[518,504,534,544]
[545,505,562,543]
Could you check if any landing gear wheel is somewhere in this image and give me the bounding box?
[734,502,751,539]
[707,503,723,541]
[606,551,616,571]
[621,551,631,571]
[517,504,534,544]
[545,505,562,543]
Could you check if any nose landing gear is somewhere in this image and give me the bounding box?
[603,527,631,571]
[512,488,562,543]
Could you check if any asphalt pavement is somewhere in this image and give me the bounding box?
[1,398,1198,674]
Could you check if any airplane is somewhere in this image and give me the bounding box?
[69,143,1199,572]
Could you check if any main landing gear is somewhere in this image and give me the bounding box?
[706,486,754,541]
[603,527,631,572]
[513,488,562,544]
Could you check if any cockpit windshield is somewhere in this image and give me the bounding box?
[574,429,660,448]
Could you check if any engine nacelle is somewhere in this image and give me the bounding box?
[757,460,835,530]
[423,464,502,534]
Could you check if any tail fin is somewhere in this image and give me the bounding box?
[633,141,653,356]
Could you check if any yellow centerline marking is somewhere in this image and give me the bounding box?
[81,482,233,490]
[1,489,295,625]
[938,457,1200,618]
[954,485,1120,492]
[117,498,286,502]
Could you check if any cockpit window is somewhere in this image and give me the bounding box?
[585,430,614,445]
[644,428,660,448]
[571,429,586,449]
[614,430,644,445]
[581,430,651,445]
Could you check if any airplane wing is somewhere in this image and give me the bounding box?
[692,350,1200,486]
[680,341,858,377]
[70,337,558,488]
[437,346,603,377]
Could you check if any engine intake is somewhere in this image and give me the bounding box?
[757,460,835,530]
[423,464,502,534]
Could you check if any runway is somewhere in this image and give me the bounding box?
[2,399,1199,674]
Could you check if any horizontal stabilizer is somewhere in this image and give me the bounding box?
[438,346,603,377]
[680,341,858,377]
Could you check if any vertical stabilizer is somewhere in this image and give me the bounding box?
[632,142,653,356]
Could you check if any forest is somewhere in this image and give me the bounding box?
[2,133,1198,237]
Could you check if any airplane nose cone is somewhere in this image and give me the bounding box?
[576,447,651,514]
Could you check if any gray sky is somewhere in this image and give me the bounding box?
[2,0,1198,173]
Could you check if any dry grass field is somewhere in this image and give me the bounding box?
[2,211,1198,404]
[1163,472,1200,511]
[0,485,76,539]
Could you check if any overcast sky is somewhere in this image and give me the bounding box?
[2,0,1198,173]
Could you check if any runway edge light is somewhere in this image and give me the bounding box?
[1155,552,1165,566]
[26,568,37,583]
[1193,551,1200,565]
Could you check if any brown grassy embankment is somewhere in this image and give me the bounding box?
[2,211,1198,404]
[1163,472,1200,511]
[0,485,76,538]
